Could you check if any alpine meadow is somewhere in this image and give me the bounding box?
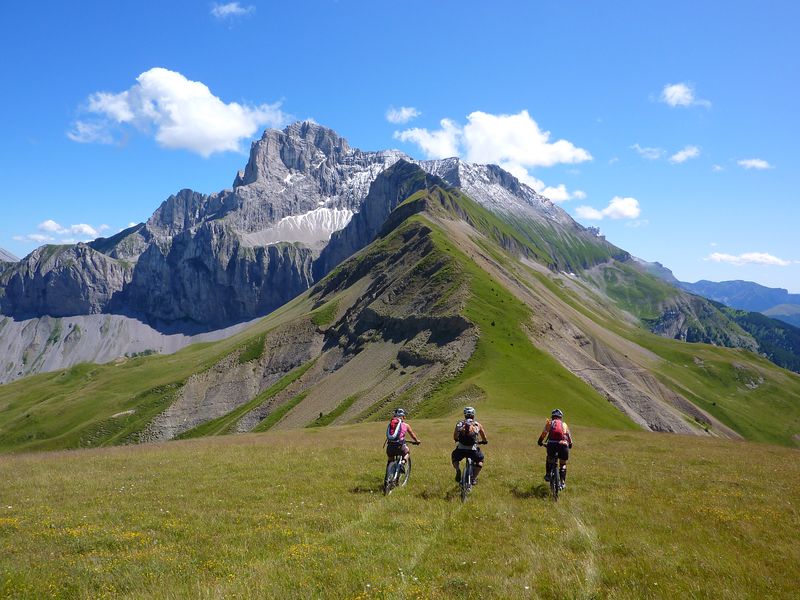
[2,2,799,599]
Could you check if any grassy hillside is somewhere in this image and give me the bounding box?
[1,185,799,453]
[1,417,798,599]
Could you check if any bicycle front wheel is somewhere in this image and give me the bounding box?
[400,456,411,487]
[384,461,399,495]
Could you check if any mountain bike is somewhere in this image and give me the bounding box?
[459,441,488,503]
[547,459,561,501]
[384,441,420,495]
[544,444,567,501]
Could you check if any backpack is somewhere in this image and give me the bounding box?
[458,419,478,446]
[548,418,565,441]
[386,418,403,443]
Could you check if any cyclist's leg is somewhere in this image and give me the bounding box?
[471,448,485,482]
[452,448,463,482]
[558,444,569,484]
[545,443,557,480]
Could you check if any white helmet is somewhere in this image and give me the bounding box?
[464,406,476,418]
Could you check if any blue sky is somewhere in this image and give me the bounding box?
[1,1,798,291]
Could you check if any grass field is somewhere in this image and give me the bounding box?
[2,415,798,599]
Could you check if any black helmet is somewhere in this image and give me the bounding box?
[551,408,563,419]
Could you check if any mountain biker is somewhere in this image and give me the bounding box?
[537,408,573,489]
[385,408,420,468]
[452,406,488,484]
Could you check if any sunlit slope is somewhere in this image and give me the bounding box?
[1,183,798,452]
[1,417,797,599]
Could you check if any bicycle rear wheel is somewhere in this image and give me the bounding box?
[461,461,473,503]
[549,466,560,501]
[384,460,399,495]
[399,456,411,487]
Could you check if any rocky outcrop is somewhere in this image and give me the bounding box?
[0,244,132,318]
[119,221,315,327]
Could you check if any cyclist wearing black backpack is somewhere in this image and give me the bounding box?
[537,408,573,489]
[452,406,488,484]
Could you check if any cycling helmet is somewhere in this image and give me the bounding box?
[551,408,563,419]
[394,408,406,418]
[464,406,476,418]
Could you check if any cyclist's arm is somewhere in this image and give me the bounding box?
[478,423,488,442]
[406,424,420,443]
[453,424,460,442]
[537,419,551,445]
[565,425,573,447]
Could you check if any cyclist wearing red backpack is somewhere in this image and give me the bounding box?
[385,408,420,465]
[537,408,573,489]
[452,406,488,484]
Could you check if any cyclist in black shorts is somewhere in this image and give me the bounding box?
[537,408,573,489]
[452,406,488,484]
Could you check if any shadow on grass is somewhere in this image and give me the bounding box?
[349,472,383,494]
[417,484,461,502]
[509,481,550,499]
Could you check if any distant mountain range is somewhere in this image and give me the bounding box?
[2,122,800,453]
[637,260,800,328]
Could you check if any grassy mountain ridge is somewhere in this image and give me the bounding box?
[1,184,799,452]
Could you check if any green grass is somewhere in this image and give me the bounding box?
[0,294,314,453]
[1,417,797,599]
[178,361,316,439]
[413,220,635,431]
[307,394,358,427]
[251,392,308,433]
[237,333,266,365]
[310,299,339,326]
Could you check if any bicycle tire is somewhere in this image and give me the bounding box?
[461,460,473,503]
[384,460,399,496]
[399,456,411,487]
[550,465,560,501]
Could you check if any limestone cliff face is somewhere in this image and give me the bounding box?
[0,244,131,318]
[119,221,314,327]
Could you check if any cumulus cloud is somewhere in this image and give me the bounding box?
[395,109,591,201]
[631,143,664,160]
[669,145,700,164]
[211,2,255,19]
[13,220,111,246]
[68,67,289,156]
[660,82,711,108]
[706,252,792,267]
[386,106,421,124]
[737,158,773,170]
[575,196,641,221]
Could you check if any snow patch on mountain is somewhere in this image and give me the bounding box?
[243,207,355,248]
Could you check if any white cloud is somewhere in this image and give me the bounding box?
[14,220,111,246]
[737,158,773,170]
[706,252,792,266]
[395,109,590,202]
[211,2,255,19]
[712,164,724,172]
[68,67,289,156]
[660,82,711,108]
[575,196,641,221]
[631,143,664,160]
[669,145,700,164]
[13,233,54,244]
[386,106,421,124]
[572,190,587,200]
[67,120,114,144]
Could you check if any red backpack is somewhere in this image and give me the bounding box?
[386,418,403,443]
[548,418,565,441]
